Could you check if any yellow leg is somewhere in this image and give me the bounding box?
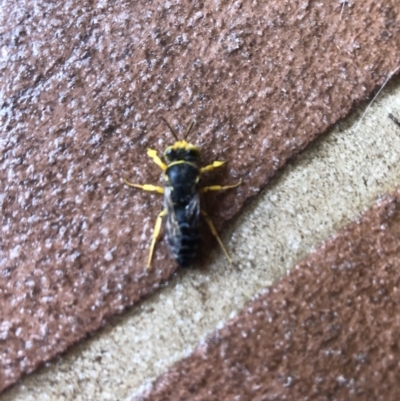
[147,148,167,170]
[200,161,225,174]
[201,179,242,193]
[123,178,164,194]
[201,210,233,264]
[147,209,167,269]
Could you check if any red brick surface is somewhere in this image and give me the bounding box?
[1,0,400,392]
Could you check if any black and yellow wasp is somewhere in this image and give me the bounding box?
[123,118,241,269]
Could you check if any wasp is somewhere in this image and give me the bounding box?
[123,118,241,269]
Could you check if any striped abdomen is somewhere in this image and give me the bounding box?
[167,217,200,268]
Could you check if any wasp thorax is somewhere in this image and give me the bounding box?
[164,142,201,163]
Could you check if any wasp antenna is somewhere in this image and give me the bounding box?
[161,117,180,141]
[184,119,195,140]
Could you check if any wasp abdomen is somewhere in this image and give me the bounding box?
[167,203,201,268]
[168,221,200,268]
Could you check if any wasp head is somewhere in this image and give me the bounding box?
[164,141,201,163]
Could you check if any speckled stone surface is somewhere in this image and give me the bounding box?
[136,191,400,401]
[1,0,400,393]
[1,80,399,400]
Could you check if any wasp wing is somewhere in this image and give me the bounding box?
[184,192,201,225]
[164,186,180,243]
[164,188,200,233]
[164,187,201,258]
